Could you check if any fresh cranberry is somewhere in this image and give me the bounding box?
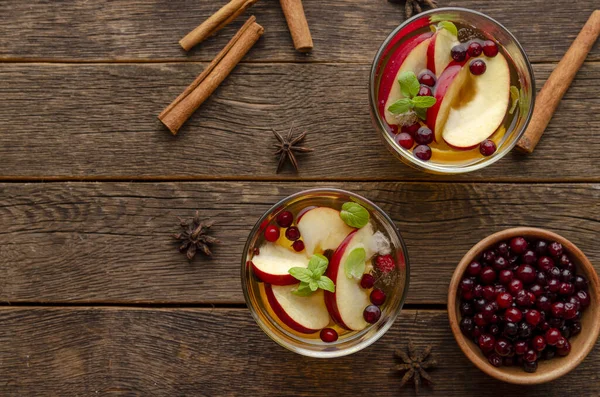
[516,264,536,284]
[479,140,496,156]
[532,335,546,352]
[559,282,574,296]
[563,302,578,320]
[555,336,567,349]
[472,325,483,339]
[495,284,507,295]
[567,295,581,310]
[570,321,582,336]
[534,240,548,255]
[285,226,301,241]
[496,292,513,309]
[460,317,475,336]
[375,255,395,273]
[560,270,573,283]
[560,325,571,339]
[496,242,510,257]
[473,284,484,298]
[515,290,532,307]
[478,334,496,353]
[469,59,487,75]
[493,256,509,271]
[529,284,544,297]
[523,360,538,373]
[418,70,436,87]
[482,285,496,301]
[514,340,528,355]
[548,242,563,257]
[551,302,565,318]
[522,250,537,265]
[467,261,483,276]
[510,237,528,254]
[518,322,533,339]
[451,44,467,62]
[418,85,433,97]
[498,269,514,285]
[576,290,591,308]
[537,256,554,272]
[536,295,552,312]
[535,271,547,286]
[558,254,571,267]
[370,289,386,306]
[523,349,537,363]
[525,309,542,326]
[545,328,562,345]
[495,338,512,356]
[503,322,518,338]
[467,41,483,57]
[363,305,381,324]
[505,308,523,323]
[482,40,499,57]
[276,211,294,228]
[402,122,421,136]
[508,279,524,295]
[556,339,572,356]
[474,298,487,312]
[292,240,305,252]
[508,255,520,266]
[489,324,500,336]
[548,317,565,329]
[395,132,414,149]
[460,301,475,316]
[320,328,338,343]
[264,225,280,242]
[415,127,434,145]
[360,274,375,289]
[574,275,588,291]
[482,250,496,264]
[481,303,496,321]
[474,313,487,327]
[413,145,432,161]
[538,320,550,332]
[480,267,497,285]
[460,277,475,292]
[548,267,561,279]
[488,353,502,367]
[547,278,560,293]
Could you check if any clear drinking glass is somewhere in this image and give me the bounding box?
[369,8,535,174]
[241,188,410,357]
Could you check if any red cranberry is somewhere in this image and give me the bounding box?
[467,41,483,57]
[548,317,565,329]
[489,324,500,336]
[402,123,421,136]
[529,284,544,297]
[413,145,432,161]
[488,353,502,367]
[451,44,467,62]
[292,240,305,252]
[532,335,547,352]
[516,264,536,284]
[567,295,581,310]
[482,285,497,301]
[536,295,551,312]
[474,313,487,327]
[415,127,434,145]
[547,278,561,293]
[479,139,496,156]
[418,85,433,97]
[418,70,436,87]
[570,321,582,336]
[276,211,294,228]
[495,338,512,356]
[360,274,375,289]
[467,261,483,276]
[558,254,571,267]
[538,320,550,332]
[523,349,537,363]
[469,59,487,75]
[548,242,563,257]
[525,309,542,326]
[535,240,549,255]
[320,328,338,343]
[522,250,537,265]
[460,317,475,336]
[473,284,484,298]
[495,284,507,296]
[555,336,567,349]
[551,302,565,318]
[460,277,475,292]
[496,292,513,309]
[460,301,475,316]
[508,279,524,295]
[564,302,578,320]
[474,298,487,312]
[559,282,574,296]
[482,250,496,264]
[480,267,497,285]
[370,289,386,306]
[515,290,532,307]
[505,308,523,323]
[493,256,509,271]
[574,275,588,291]
[395,132,414,149]
[576,290,591,308]
[375,255,395,273]
[264,225,280,242]
[514,340,528,355]
[496,242,510,257]
[285,226,301,241]
[482,40,499,57]
[503,322,518,338]
[548,267,561,279]
[556,339,571,356]
[535,271,547,286]
[537,256,554,272]
[478,334,496,353]
[499,269,514,285]
[518,322,533,339]
[545,328,562,345]
[560,325,571,339]
[481,303,496,321]
[510,237,528,254]
[523,360,538,373]
[363,305,381,324]
[472,325,483,339]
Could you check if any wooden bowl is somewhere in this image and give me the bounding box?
[448,227,600,384]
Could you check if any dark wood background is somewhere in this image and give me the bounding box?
[0,0,598,395]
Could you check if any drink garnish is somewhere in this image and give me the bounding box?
[289,254,335,296]
[388,71,437,121]
[509,85,520,114]
[173,211,220,260]
[272,123,313,173]
[339,202,370,228]
[344,247,367,279]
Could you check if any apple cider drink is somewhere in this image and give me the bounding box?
[375,15,529,165]
[243,190,408,356]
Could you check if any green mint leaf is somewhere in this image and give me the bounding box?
[317,276,335,293]
[398,71,421,98]
[414,107,427,121]
[288,267,313,283]
[344,247,366,280]
[509,86,520,115]
[411,96,437,109]
[387,98,414,115]
[340,202,370,229]
[438,21,458,36]
[292,282,314,296]
[309,279,318,292]
[307,254,329,278]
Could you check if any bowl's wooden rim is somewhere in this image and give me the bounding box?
[448,227,600,385]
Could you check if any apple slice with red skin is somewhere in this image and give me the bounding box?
[325,224,375,331]
[427,28,459,76]
[251,243,309,285]
[265,284,330,334]
[296,207,354,256]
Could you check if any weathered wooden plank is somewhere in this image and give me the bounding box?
[0,63,598,181]
[0,307,599,396]
[0,0,597,63]
[0,182,597,304]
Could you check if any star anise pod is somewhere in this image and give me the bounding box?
[395,340,437,394]
[173,211,220,260]
[388,0,438,19]
[272,124,313,173]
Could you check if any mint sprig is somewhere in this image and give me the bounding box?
[289,254,335,296]
[340,202,370,229]
[388,71,437,120]
[344,247,366,280]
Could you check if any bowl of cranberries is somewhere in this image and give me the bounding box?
[448,227,599,384]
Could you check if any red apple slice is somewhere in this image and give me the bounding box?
[442,54,511,148]
[325,224,376,331]
[427,28,459,76]
[265,284,330,334]
[252,243,309,285]
[296,207,354,256]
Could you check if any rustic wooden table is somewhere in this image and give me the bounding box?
[0,0,598,395]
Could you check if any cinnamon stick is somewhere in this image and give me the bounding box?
[179,0,259,51]
[279,0,313,53]
[160,16,264,135]
[516,10,600,154]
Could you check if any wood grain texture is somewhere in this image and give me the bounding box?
[1,307,599,396]
[0,63,598,180]
[0,0,597,63]
[0,181,598,305]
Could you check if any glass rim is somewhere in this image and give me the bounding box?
[241,187,411,358]
[369,7,536,174]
